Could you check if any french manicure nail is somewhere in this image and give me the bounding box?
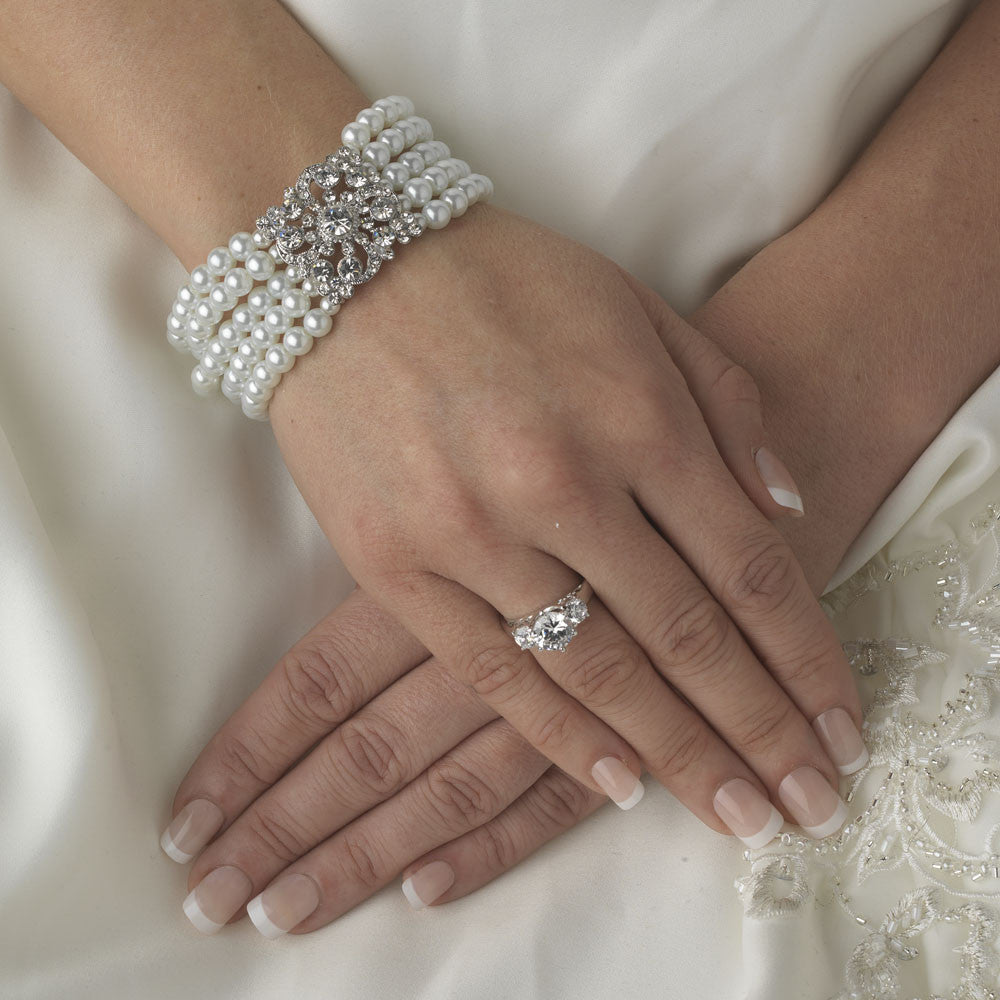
[712,778,785,849]
[247,873,320,939]
[160,799,225,863]
[813,707,869,775]
[182,866,253,935]
[592,756,645,810]
[778,766,848,839]
[401,860,455,910]
[754,446,804,516]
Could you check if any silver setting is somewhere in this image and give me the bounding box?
[504,581,591,653]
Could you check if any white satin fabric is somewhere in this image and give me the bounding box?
[2,1,998,997]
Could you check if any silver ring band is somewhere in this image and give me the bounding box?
[503,580,593,652]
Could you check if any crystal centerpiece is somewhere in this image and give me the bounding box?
[511,589,590,653]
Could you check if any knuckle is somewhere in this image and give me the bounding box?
[529,771,595,828]
[532,701,578,755]
[333,715,410,798]
[708,362,762,410]
[496,433,585,510]
[214,732,273,791]
[722,538,798,614]
[464,644,530,700]
[243,804,309,864]
[425,758,503,829]
[338,832,385,890]
[476,818,521,873]
[564,638,645,708]
[653,594,730,673]
[649,722,713,782]
[735,700,797,757]
[277,639,361,729]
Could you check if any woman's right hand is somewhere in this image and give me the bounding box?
[266,201,865,839]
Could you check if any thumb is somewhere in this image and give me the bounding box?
[617,265,805,520]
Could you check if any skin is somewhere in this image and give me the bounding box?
[2,0,999,934]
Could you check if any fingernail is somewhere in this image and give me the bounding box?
[592,756,645,810]
[160,799,225,863]
[754,446,804,516]
[813,707,869,775]
[182,865,253,935]
[712,778,785,849]
[247,873,320,939]
[401,860,455,910]
[778,766,848,839]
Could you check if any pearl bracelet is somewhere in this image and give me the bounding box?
[166,96,493,420]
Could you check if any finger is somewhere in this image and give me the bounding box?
[616,265,804,519]
[162,588,427,864]
[370,568,647,812]
[399,767,603,908]
[243,719,548,937]
[543,498,854,835]
[185,657,495,902]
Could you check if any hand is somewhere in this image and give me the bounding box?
[268,202,863,832]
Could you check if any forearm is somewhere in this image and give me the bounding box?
[692,0,1000,590]
[0,0,368,268]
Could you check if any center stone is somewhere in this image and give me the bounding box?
[531,610,575,651]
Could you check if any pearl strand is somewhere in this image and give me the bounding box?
[166,96,494,420]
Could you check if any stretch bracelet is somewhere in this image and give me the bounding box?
[166,95,494,420]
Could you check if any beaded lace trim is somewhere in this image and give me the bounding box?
[734,503,1000,1000]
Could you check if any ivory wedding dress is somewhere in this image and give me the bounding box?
[2,1,998,997]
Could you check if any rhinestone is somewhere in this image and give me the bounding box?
[513,626,534,650]
[337,255,363,282]
[276,227,304,251]
[563,597,589,625]
[311,164,337,188]
[320,204,354,239]
[531,609,576,652]
[370,195,398,221]
[345,167,367,188]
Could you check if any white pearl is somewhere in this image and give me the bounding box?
[378,127,405,156]
[451,158,471,177]
[402,177,434,208]
[268,245,282,261]
[281,289,309,317]
[302,309,332,336]
[221,375,244,403]
[266,271,293,297]
[228,232,254,260]
[167,313,186,334]
[191,364,220,396]
[207,246,235,275]
[201,352,226,375]
[217,320,244,349]
[172,301,189,320]
[177,284,198,307]
[300,277,316,296]
[243,378,272,403]
[439,159,464,183]
[246,287,274,314]
[319,296,341,315]
[263,305,291,335]
[229,352,254,378]
[166,328,188,351]
[408,116,433,141]
[237,339,263,362]
[398,195,412,212]
[373,97,399,124]
[341,121,371,149]
[231,304,255,332]
[264,344,295,373]
[241,396,269,421]
[382,162,410,192]
[252,362,281,389]
[412,141,438,164]
[190,266,214,293]
[283,328,314,356]
[194,299,221,325]
[223,366,247,388]
[398,151,426,174]
[186,316,209,335]
[285,264,306,282]
[204,337,232,362]
[356,107,387,134]
[422,166,449,195]
[250,322,279,350]
[395,119,417,147]
[441,186,469,218]
[422,199,452,229]
[209,283,238,311]
[362,141,392,169]
[389,95,415,117]
[456,176,480,203]
[185,332,209,358]
[224,267,253,296]
[469,173,494,198]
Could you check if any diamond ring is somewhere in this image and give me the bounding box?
[503,581,593,653]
